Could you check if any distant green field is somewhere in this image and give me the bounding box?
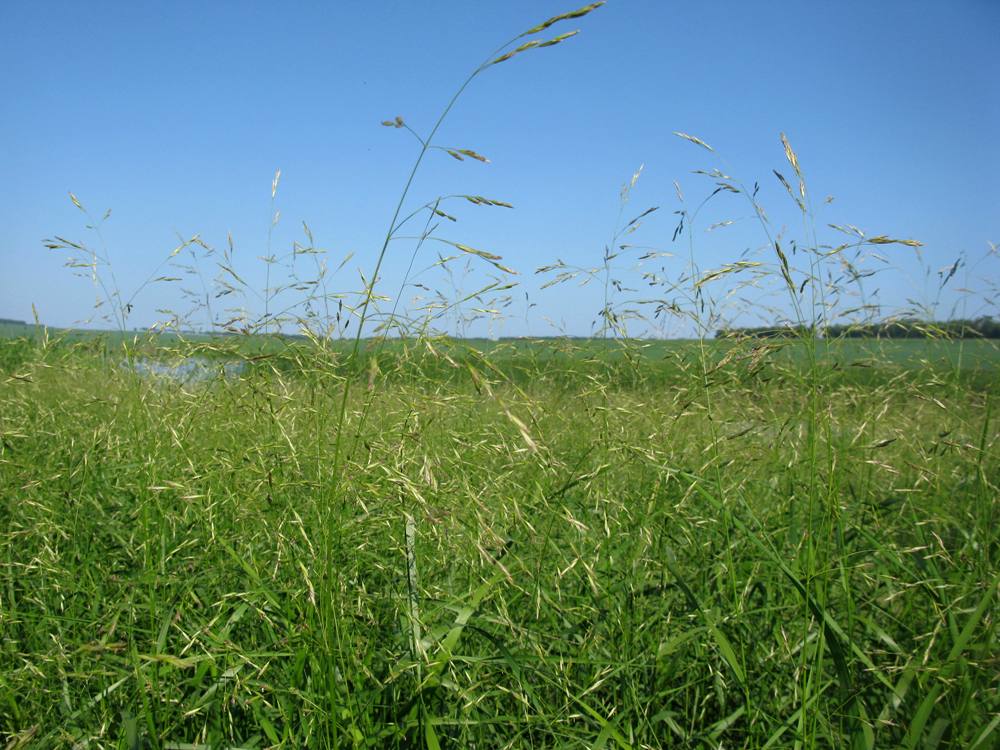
[3,325,997,392]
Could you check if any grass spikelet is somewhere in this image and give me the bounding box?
[673,131,715,151]
[519,1,606,37]
[780,131,801,176]
[868,235,924,247]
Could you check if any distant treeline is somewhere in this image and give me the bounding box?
[717,318,1000,340]
[0,318,27,326]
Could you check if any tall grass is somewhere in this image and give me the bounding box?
[2,336,996,747]
[3,3,999,749]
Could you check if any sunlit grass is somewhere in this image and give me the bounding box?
[3,1,998,746]
[1,335,997,748]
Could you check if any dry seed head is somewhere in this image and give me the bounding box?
[868,236,924,248]
[455,243,502,261]
[271,168,281,199]
[630,163,644,189]
[674,132,714,152]
[464,195,514,208]
[503,407,539,453]
[780,132,801,176]
[695,261,763,289]
[453,242,518,274]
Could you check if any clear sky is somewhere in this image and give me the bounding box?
[3,0,998,337]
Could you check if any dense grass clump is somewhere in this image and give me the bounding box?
[1,336,996,748]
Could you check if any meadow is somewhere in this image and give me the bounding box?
[1,331,997,749]
[3,3,999,747]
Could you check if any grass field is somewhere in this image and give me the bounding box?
[4,3,998,745]
[1,333,997,748]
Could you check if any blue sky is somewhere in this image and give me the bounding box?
[3,0,998,337]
